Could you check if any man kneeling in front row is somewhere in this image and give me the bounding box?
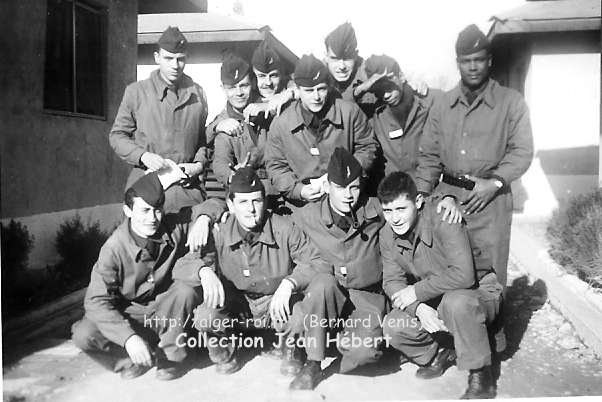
[193,167,333,386]
[72,173,223,380]
[378,172,503,399]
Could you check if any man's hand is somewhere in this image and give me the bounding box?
[178,162,204,178]
[266,89,295,117]
[391,285,418,310]
[355,69,394,96]
[269,279,294,324]
[186,215,211,252]
[124,335,153,367]
[243,103,269,122]
[216,118,243,137]
[436,196,462,224]
[199,267,224,309]
[462,176,500,215]
[300,184,323,202]
[140,152,169,171]
[416,303,448,333]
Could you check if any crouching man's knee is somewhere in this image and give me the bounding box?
[336,329,384,373]
[71,318,111,352]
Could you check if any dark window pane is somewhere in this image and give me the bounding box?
[44,0,74,112]
[75,4,103,116]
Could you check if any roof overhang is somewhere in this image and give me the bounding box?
[489,0,601,38]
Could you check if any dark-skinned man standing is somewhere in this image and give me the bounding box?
[416,26,533,354]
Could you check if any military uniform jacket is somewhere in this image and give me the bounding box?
[371,89,438,180]
[380,198,476,314]
[293,196,385,290]
[265,99,377,202]
[109,69,209,168]
[415,79,533,195]
[210,104,270,186]
[83,202,224,346]
[205,211,327,295]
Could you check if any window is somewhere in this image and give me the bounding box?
[44,0,106,118]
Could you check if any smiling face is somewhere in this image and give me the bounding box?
[381,194,422,236]
[123,197,163,238]
[324,47,356,83]
[326,177,361,215]
[223,74,252,110]
[227,190,265,231]
[253,67,282,99]
[154,48,186,85]
[457,49,491,90]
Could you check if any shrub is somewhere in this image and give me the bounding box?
[1,220,35,316]
[54,215,110,285]
[547,189,602,287]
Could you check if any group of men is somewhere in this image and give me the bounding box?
[71,21,533,399]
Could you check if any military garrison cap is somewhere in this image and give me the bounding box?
[158,26,188,53]
[325,22,358,59]
[252,41,282,73]
[221,53,250,85]
[364,54,402,78]
[455,24,490,56]
[294,54,329,87]
[327,147,363,187]
[127,172,165,208]
[230,167,265,194]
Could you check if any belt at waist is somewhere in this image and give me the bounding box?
[441,173,475,190]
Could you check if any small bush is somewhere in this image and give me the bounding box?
[547,189,602,287]
[54,215,110,284]
[1,220,35,316]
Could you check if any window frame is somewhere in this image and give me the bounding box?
[43,0,108,120]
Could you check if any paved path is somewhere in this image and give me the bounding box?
[3,261,602,401]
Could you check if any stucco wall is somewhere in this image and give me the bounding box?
[0,0,137,219]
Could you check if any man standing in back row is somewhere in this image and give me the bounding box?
[416,25,533,352]
[110,27,209,213]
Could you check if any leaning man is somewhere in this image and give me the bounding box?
[378,172,502,399]
[71,173,223,380]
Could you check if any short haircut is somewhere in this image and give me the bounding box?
[377,171,418,205]
[124,187,137,209]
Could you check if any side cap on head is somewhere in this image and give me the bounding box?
[158,26,188,53]
[294,54,329,87]
[229,167,265,194]
[252,40,282,74]
[221,53,250,85]
[325,22,357,59]
[327,147,363,187]
[455,24,490,56]
[127,172,165,208]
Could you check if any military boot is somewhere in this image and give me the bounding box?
[460,365,496,399]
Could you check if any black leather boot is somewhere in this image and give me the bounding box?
[289,360,322,390]
[460,365,496,399]
[415,347,456,379]
[156,359,186,381]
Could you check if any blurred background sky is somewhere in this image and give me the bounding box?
[209,0,525,89]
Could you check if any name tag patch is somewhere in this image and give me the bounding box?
[243,269,251,277]
[340,266,348,276]
[389,128,404,139]
[310,147,320,156]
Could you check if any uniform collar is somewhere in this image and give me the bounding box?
[151,69,195,102]
[119,219,174,262]
[449,78,497,109]
[392,208,433,251]
[226,102,246,121]
[222,212,276,247]
[287,98,343,133]
[319,195,379,228]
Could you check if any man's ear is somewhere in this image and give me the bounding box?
[487,55,493,68]
[123,204,133,218]
[226,197,234,213]
[415,194,425,210]
[153,51,161,65]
